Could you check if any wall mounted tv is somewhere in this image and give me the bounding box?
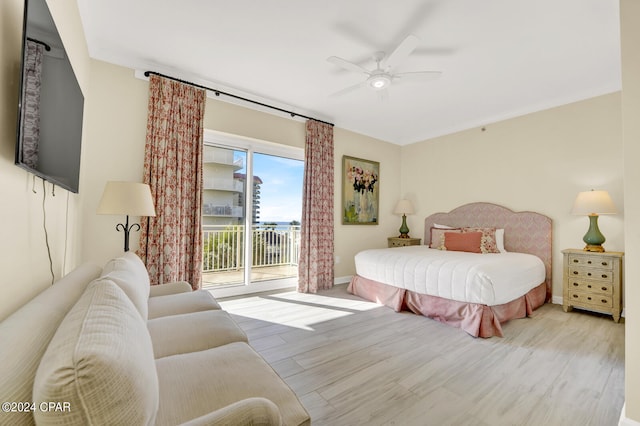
[15,0,84,193]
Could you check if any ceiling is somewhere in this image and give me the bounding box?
[76,0,621,146]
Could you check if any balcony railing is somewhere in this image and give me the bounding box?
[202,225,301,273]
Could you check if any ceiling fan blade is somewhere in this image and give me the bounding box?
[329,80,368,98]
[327,56,370,75]
[381,34,419,71]
[394,71,442,81]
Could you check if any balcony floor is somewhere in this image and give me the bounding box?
[202,264,298,288]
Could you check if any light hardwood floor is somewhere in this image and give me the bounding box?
[218,284,625,426]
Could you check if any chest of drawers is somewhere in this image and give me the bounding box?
[562,249,623,322]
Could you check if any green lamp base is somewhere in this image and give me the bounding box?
[398,214,410,238]
[582,214,606,252]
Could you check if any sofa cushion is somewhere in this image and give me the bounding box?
[0,263,101,426]
[149,280,193,297]
[148,310,248,358]
[148,290,221,319]
[33,279,159,425]
[101,251,150,319]
[155,341,310,426]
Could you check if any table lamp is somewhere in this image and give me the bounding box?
[571,189,616,252]
[394,199,415,238]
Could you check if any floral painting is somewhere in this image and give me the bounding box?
[342,155,379,225]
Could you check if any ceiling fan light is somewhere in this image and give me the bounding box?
[368,74,391,90]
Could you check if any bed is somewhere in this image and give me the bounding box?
[347,202,552,337]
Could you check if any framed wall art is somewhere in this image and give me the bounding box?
[342,155,379,225]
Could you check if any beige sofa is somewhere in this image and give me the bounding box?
[0,253,310,425]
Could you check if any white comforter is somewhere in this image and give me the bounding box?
[354,246,545,306]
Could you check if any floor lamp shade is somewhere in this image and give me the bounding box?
[571,189,616,252]
[97,181,156,251]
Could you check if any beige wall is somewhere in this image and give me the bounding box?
[621,0,640,422]
[400,93,624,301]
[80,60,401,278]
[0,0,89,320]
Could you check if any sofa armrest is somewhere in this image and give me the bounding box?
[149,281,192,297]
[179,397,282,426]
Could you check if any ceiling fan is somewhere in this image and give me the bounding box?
[327,34,442,99]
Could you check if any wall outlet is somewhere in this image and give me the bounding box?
[334,255,341,264]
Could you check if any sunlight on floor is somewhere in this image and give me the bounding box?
[219,288,382,331]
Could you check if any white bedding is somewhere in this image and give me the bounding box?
[354,246,545,306]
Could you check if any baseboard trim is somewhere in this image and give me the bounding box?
[334,275,352,285]
[619,403,640,426]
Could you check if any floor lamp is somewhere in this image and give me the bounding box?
[97,181,156,252]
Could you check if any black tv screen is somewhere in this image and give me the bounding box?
[15,0,84,193]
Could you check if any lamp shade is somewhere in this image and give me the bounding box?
[394,199,415,215]
[571,190,616,215]
[97,181,156,217]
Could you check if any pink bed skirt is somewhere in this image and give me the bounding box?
[347,275,547,338]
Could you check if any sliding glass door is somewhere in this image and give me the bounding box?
[201,131,304,295]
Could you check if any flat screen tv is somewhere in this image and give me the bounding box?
[15,0,84,193]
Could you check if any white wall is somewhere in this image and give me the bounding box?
[621,1,640,422]
[400,93,624,301]
[0,0,90,320]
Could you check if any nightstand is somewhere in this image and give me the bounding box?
[388,237,421,248]
[562,249,624,322]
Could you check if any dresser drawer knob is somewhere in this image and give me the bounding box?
[587,296,592,301]
[602,299,608,304]
[572,294,579,298]
[587,260,592,264]
[573,271,578,275]
[572,259,579,263]
[602,261,608,266]
[602,286,608,291]
[587,284,592,289]
[573,282,579,287]
[601,274,608,279]
[587,273,592,277]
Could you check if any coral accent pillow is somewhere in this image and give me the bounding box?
[443,231,483,253]
[462,227,500,254]
[430,227,462,248]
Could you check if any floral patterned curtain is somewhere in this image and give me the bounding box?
[20,40,44,169]
[298,120,334,293]
[138,75,205,290]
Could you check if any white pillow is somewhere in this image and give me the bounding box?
[496,228,507,253]
[433,223,455,229]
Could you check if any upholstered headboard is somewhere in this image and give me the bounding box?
[424,202,552,301]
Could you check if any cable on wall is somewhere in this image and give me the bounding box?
[41,179,55,285]
[143,70,334,127]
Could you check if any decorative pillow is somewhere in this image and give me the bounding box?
[443,231,483,253]
[429,227,461,248]
[462,227,500,254]
[33,279,159,425]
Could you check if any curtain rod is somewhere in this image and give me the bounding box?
[143,71,334,127]
[27,37,51,51]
